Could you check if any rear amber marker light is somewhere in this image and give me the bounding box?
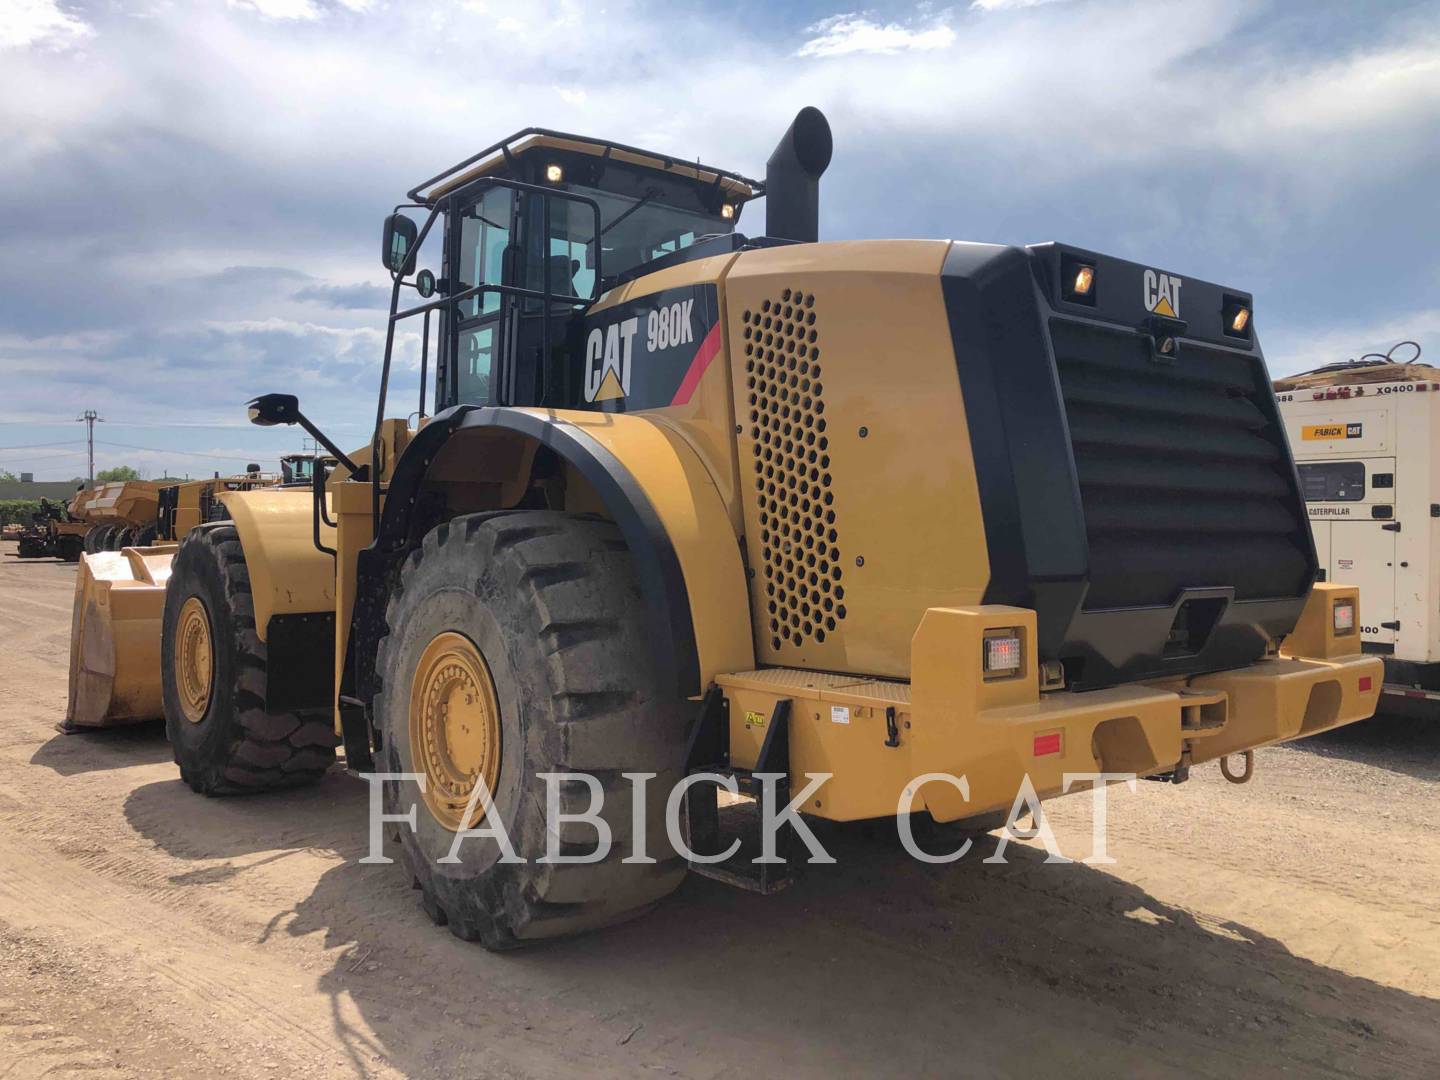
[1060,256,1097,306]
[1223,294,1253,339]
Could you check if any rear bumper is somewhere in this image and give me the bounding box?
[720,585,1380,823]
[917,650,1380,824]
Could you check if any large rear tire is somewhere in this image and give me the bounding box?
[375,511,687,950]
[161,525,337,795]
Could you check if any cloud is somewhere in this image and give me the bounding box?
[226,0,322,20]
[796,12,957,57]
[0,0,92,50]
[971,0,1072,11]
[1265,309,1440,379]
[2,0,1438,476]
[292,282,389,310]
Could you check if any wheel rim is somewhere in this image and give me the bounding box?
[175,595,214,723]
[410,631,502,832]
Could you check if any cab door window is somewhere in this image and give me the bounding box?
[456,185,514,319]
[451,186,515,402]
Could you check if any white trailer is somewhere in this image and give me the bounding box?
[1275,364,1440,709]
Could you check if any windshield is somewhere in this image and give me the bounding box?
[281,456,314,485]
[569,185,733,285]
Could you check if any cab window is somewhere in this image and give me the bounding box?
[456,185,514,320]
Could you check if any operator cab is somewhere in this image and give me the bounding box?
[278,453,317,487]
[383,130,761,414]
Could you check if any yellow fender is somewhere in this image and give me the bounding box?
[215,488,335,641]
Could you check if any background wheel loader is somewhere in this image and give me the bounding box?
[70,108,1381,948]
[13,497,88,561]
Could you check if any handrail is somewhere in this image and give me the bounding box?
[372,176,604,530]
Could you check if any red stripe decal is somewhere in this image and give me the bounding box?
[670,323,723,407]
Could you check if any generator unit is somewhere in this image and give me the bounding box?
[1275,344,1440,709]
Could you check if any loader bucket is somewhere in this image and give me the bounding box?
[65,545,178,729]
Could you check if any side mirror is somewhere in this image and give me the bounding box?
[247,393,299,427]
[382,213,418,273]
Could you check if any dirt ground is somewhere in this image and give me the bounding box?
[2,541,1438,1079]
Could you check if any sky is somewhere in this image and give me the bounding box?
[2,0,1438,480]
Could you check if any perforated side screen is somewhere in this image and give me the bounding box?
[741,288,847,650]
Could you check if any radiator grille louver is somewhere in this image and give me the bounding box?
[742,289,846,651]
[1051,320,1311,610]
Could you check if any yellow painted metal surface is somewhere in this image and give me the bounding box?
[530,408,756,686]
[590,252,748,531]
[174,595,214,723]
[722,240,991,678]
[410,631,502,831]
[1280,581,1363,660]
[218,489,336,642]
[714,602,1382,823]
[77,481,162,527]
[331,479,375,732]
[1187,654,1381,764]
[65,546,178,727]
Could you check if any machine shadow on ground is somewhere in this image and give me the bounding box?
[121,771,1440,1079]
[29,719,171,776]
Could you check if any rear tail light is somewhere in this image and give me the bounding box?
[983,632,1023,679]
[1332,599,1356,634]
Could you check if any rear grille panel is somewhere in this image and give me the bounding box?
[1051,319,1312,611]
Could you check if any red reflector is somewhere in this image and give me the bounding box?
[1359,676,1373,692]
[1033,732,1062,757]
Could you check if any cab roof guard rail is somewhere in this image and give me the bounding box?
[407,127,766,205]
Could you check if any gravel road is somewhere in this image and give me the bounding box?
[2,541,1437,1078]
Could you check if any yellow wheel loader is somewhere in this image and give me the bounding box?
[70,108,1380,948]
[152,459,316,542]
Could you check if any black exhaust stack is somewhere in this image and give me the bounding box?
[765,107,833,244]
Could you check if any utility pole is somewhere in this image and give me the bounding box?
[75,410,102,487]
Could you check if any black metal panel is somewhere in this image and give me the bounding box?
[943,241,1318,690]
[1050,319,1313,610]
[265,612,336,714]
[941,242,1090,657]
